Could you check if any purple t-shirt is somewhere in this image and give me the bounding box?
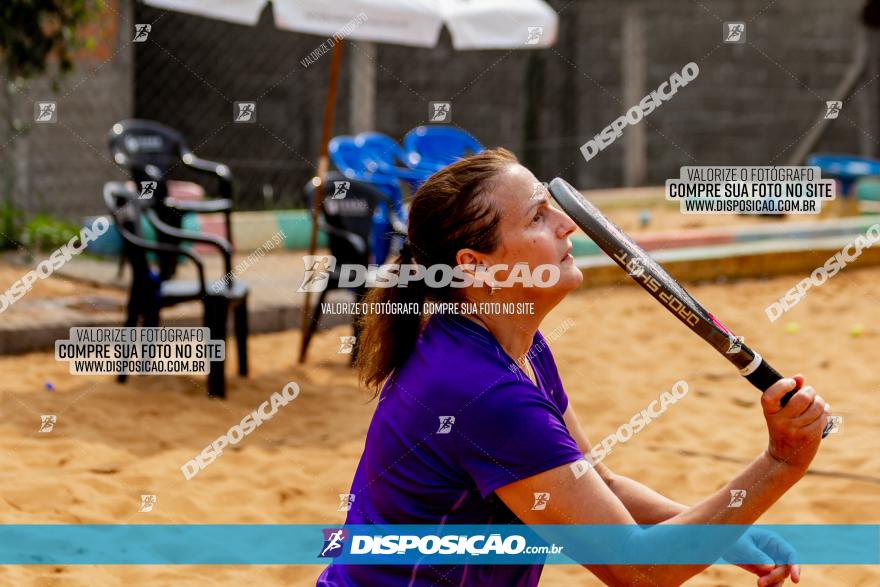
[317,313,584,586]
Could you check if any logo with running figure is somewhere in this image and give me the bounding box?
[826,415,843,435]
[824,101,842,120]
[133,24,151,42]
[429,101,452,123]
[332,181,350,199]
[337,493,355,512]
[525,27,544,45]
[728,489,747,508]
[39,415,57,433]
[531,492,550,510]
[336,493,355,512]
[139,181,157,200]
[319,528,347,558]
[139,494,157,512]
[234,102,257,123]
[626,257,648,279]
[723,22,745,43]
[34,101,57,123]
[726,335,744,354]
[436,416,455,434]
[531,181,549,200]
[338,336,356,355]
[297,255,336,293]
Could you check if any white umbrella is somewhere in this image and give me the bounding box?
[142,0,558,362]
[144,0,558,48]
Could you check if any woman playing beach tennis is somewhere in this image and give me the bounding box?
[317,149,830,586]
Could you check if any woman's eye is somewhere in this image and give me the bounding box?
[531,211,543,224]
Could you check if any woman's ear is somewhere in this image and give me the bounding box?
[456,249,498,294]
[456,249,481,268]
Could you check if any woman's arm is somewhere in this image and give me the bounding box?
[496,377,829,587]
[565,405,800,586]
[497,450,803,587]
[563,405,686,524]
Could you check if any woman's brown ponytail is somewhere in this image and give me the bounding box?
[355,148,518,395]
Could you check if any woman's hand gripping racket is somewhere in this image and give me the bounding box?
[548,178,833,438]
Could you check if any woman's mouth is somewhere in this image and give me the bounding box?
[561,247,573,262]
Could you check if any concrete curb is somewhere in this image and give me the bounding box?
[576,234,880,287]
[0,302,350,356]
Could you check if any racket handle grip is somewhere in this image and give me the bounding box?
[743,357,831,438]
[743,359,786,394]
[745,359,801,404]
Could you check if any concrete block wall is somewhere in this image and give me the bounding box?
[4,0,875,218]
[0,0,134,221]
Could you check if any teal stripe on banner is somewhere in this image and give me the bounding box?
[0,525,876,565]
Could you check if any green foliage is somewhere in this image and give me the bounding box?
[23,212,80,252]
[0,202,24,249]
[0,1,104,225]
[0,205,81,253]
[0,0,104,80]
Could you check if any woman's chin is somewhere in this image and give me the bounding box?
[539,269,583,301]
[562,264,584,290]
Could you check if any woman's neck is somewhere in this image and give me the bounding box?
[463,311,542,363]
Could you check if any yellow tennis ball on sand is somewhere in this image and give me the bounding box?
[784,322,800,334]
[850,324,864,337]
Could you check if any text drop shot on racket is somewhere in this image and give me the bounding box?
[549,176,834,438]
[318,149,828,587]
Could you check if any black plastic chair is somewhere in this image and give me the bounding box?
[103,181,248,398]
[108,119,235,280]
[298,172,406,363]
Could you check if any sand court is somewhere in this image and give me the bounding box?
[0,260,877,585]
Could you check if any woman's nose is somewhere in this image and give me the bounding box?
[555,209,577,238]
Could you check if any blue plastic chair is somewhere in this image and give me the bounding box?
[806,154,880,197]
[329,135,407,263]
[403,126,484,171]
[355,132,434,191]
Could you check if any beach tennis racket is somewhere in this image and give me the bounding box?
[548,177,832,437]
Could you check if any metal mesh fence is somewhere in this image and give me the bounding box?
[133,2,330,210]
[130,0,877,213]
[1,0,876,220]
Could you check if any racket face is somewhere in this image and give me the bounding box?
[548,177,743,359]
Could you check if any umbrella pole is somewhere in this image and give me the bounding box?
[299,40,345,364]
